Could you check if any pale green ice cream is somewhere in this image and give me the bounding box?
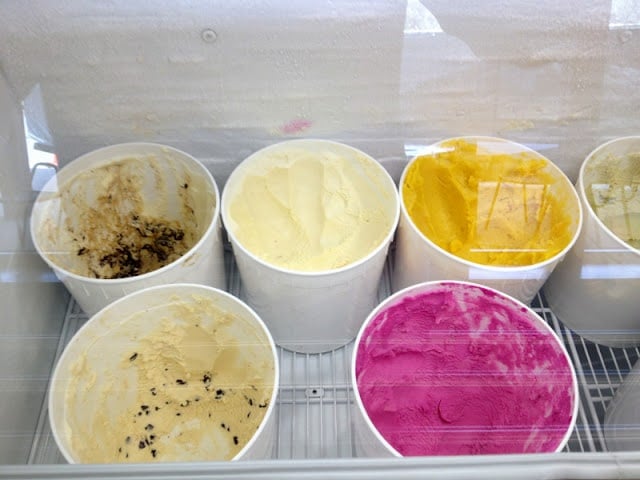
[584,151,640,249]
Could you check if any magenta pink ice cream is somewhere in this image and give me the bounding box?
[354,282,576,456]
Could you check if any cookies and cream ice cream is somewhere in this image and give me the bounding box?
[583,151,640,249]
[35,154,214,279]
[355,282,576,456]
[59,292,276,463]
[224,144,397,271]
[402,138,577,266]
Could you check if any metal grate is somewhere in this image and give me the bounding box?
[27,249,637,463]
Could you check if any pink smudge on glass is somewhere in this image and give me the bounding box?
[280,118,312,135]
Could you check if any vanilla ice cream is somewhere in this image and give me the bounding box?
[354,281,577,456]
[224,143,397,272]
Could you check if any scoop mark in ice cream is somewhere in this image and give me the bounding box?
[111,353,269,461]
[119,358,265,459]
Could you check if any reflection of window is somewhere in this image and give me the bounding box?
[476,181,550,252]
[22,83,58,191]
[610,0,640,28]
[581,262,640,279]
[404,0,442,34]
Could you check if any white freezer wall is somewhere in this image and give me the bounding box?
[0,0,638,465]
[0,0,638,183]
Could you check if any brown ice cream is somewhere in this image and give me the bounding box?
[36,154,212,279]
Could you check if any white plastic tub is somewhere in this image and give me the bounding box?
[544,136,640,347]
[30,143,225,316]
[393,136,582,305]
[221,139,399,353]
[48,283,279,463]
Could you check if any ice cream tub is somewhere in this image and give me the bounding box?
[30,142,225,316]
[543,136,640,347]
[221,139,399,353]
[48,283,279,463]
[393,136,582,305]
[604,358,640,451]
[352,280,578,457]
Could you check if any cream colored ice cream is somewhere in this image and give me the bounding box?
[61,294,275,463]
[225,145,396,271]
[35,154,214,279]
[584,151,640,249]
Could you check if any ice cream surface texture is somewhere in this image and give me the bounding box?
[355,282,576,456]
[402,138,577,266]
[584,151,640,249]
[225,144,397,271]
[35,153,214,279]
[61,294,275,463]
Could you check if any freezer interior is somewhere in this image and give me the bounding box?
[1,0,640,477]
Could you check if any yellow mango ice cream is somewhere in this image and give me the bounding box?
[402,138,577,266]
[225,145,397,271]
[584,151,640,249]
